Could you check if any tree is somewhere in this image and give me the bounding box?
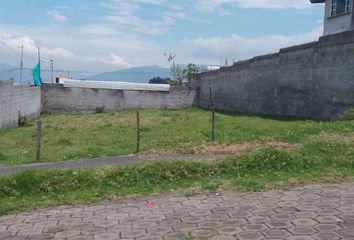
[183,63,200,82]
[164,53,186,86]
[148,77,171,84]
[164,53,200,86]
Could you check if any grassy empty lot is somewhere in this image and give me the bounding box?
[0,108,353,215]
[0,140,353,215]
[0,108,353,165]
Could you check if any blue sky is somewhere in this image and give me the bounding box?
[0,0,324,73]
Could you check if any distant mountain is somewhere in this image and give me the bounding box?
[0,63,17,80]
[0,63,88,84]
[0,64,172,84]
[88,65,171,83]
[0,63,16,71]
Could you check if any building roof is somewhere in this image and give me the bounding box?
[310,0,325,3]
[64,80,170,92]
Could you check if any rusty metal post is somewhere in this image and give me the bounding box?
[136,109,140,154]
[36,120,41,162]
[209,86,215,142]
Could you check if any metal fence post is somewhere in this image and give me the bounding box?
[36,120,41,162]
[209,86,215,142]
[136,109,140,154]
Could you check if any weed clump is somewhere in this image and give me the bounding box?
[0,153,8,161]
[337,108,354,121]
[95,106,105,114]
[58,138,72,146]
[17,111,27,127]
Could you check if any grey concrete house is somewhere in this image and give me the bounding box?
[311,0,353,35]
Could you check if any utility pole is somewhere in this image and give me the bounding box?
[50,60,54,83]
[19,45,24,84]
[38,48,41,78]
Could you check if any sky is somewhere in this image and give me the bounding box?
[0,0,325,73]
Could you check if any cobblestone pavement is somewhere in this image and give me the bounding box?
[1,182,354,240]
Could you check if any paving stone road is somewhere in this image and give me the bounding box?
[1,182,354,240]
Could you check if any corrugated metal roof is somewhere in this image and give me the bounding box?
[64,80,170,92]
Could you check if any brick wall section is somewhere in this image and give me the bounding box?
[0,80,41,129]
[197,30,354,120]
[42,84,198,114]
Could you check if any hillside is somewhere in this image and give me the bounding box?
[0,63,19,82]
[88,65,170,83]
[0,64,171,84]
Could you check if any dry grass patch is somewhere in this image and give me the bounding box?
[145,141,297,157]
[310,133,354,143]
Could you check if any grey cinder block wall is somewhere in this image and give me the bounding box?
[196,30,354,120]
[0,80,41,129]
[3,29,354,122]
[42,84,199,114]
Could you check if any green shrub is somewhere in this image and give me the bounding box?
[337,108,354,121]
[95,106,105,114]
[17,111,27,127]
[0,153,8,161]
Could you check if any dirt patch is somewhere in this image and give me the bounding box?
[310,133,354,143]
[144,141,296,157]
[186,143,254,155]
[264,141,296,150]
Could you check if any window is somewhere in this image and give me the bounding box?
[346,0,352,12]
[331,0,352,16]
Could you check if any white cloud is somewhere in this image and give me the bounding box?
[0,0,323,73]
[80,25,118,36]
[46,11,68,22]
[97,53,133,68]
[0,28,74,59]
[102,0,185,35]
[196,0,312,12]
[0,24,165,71]
[41,47,74,59]
[176,27,323,65]
[0,24,324,73]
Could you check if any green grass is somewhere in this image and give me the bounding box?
[0,108,353,166]
[0,139,353,216]
[0,108,353,215]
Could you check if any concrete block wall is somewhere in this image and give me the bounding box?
[4,29,354,122]
[197,30,354,120]
[0,80,41,129]
[42,84,198,114]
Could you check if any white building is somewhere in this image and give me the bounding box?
[311,0,353,35]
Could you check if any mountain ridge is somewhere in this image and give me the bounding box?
[88,65,170,83]
[0,63,171,84]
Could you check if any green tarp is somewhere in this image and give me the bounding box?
[32,62,41,86]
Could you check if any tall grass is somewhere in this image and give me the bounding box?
[0,139,353,215]
[0,108,353,166]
